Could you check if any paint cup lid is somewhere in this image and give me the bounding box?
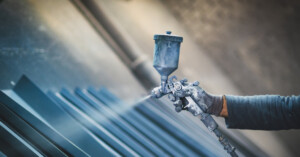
[154,31,183,42]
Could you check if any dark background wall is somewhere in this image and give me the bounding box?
[165,0,300,95]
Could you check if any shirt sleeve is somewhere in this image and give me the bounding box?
[224,95,300,130]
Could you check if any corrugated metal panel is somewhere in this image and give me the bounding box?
[0,75,230,156]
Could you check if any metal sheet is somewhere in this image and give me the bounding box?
[0,91,88,156]
[0,121,43,157]
[73,88,164,156]
[13,76,119,157]
[89,87,198,156]
[47,90,139,157]
[61,88,153,156]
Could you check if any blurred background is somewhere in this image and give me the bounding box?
[0,0,299,156]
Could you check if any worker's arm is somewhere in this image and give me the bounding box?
[222,95,300,130]
[165,79,300,130]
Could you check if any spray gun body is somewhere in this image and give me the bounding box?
[151,31,237,157]
[152,76,218,130]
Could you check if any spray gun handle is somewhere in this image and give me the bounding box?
[186,99,238,157]
[199,113,218,131]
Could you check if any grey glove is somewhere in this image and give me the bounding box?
[168,79,223,116]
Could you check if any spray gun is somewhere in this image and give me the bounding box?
[151,31,238,157]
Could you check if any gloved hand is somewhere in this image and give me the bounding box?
[167,78,224,116]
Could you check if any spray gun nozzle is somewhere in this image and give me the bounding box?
[151,86,164,98]
[160,75,168,93]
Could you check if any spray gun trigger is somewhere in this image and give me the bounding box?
[168,94,176,102]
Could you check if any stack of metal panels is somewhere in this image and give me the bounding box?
[0,75,228,156]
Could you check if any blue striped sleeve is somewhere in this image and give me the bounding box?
[224,95,300,130]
